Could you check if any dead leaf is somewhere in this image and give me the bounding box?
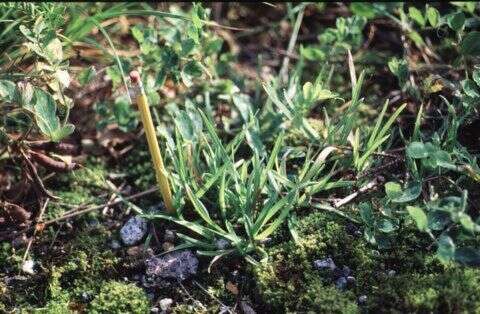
[1,201,31,226]
[226,281,239,295]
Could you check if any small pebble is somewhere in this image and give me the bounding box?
[110,240,121,250]
[120,216,148,246]
[239,300,256,314]
[215,238,230,250]
[148,202,166,214]
[147,293,155,301]
[218,305,231,314]
[258,237,272,245]
[21,260,35,275]
[335,276,348,290]
[159,298,173,311]
[164,229,175,242]
[313,257,336,270]
[387,269,396,277]
[127,245,144,256]
[81,292,92,302]
[346,276,356,284]
[162,242,175,252]
[358,295,368,304]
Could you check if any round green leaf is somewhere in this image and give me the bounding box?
[406,206,428,231]
[462,79,480,98]
[377,218,396,233]
[385,182,402,199]
[454,247,480,266]
[447,12,465,32]
[460,31,480,56]
[437,235,455,263]
[392,181,422,203]
[407,141,429,159]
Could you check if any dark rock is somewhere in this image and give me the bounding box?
[346,276,356,285]
[145,250,199,281]
[332,267,344,279]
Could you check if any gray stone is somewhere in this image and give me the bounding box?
[164,229,175,242]
[218,305,231,314]
[239,301,256,314]
[387,269,396,277]
[335,276,348,290]
[313,257,336,270]
[358,295,367,304]
[110,240,121,250]
[146,250,199,281]
[81,291,92,302]
[159,298,173,311]
[21,260,35,275]
[342,265,351,277]
[346,276,356,284]
[120,216,148,246]
[215,238,230,250]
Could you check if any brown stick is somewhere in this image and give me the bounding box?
[29,150,80,172]
[20,149,58,199]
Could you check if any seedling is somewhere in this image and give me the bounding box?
[129,70,175,213]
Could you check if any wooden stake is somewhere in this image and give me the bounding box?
[130,70,175,213]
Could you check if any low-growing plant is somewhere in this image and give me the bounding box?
[142,105,342,264]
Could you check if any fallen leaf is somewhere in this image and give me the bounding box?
[226,281,239,295]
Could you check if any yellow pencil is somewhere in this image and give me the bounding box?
[129,70,175,213]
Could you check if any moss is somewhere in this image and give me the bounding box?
[28,224,120,312]
[46,158,108,221]
[254,210,480,312]
[0,242,14,267]
[254,211,366,312]
[89,281,149,314]
[367,268,480,313]
[57,225,119,301]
